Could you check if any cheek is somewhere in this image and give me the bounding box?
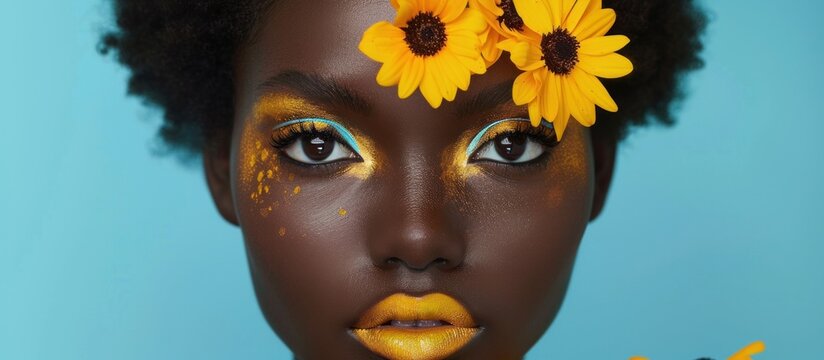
[456,130,594,349]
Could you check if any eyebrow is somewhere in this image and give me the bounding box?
[257,71,371,114]
[454,80,515,119]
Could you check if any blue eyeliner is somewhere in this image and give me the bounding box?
[273,118,361,153]
[465,118,554,157]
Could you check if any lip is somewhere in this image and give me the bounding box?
[350,293,481,360]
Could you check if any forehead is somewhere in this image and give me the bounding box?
[234,0,522,131]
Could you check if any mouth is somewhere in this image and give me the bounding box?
[350,293,481,360]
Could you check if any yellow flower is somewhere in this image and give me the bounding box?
[468,0,540,65]
[498,0,633,139]
[359,0,489,108]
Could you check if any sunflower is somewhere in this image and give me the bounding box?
[468,0,540,65]
[497,0,633,139]
[359,0,489,108]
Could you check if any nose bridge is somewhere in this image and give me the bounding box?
[367,145,466,271]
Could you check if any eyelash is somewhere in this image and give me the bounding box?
[269,121,361,170]
[469,120,558,168]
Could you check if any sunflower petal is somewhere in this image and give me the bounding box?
[432,57,458,101]
[448,30,482,57]
[438,0,468,23]
[420,62,444,108]
[376,50,410,86]
[398,55,425,98]
[510,41,545,71]
[564,76,596,126]
[395,0,421,26]
[473,0,504,17]
[528,98,542,126]
[440,51,471,91]
[553,108,569,140]
[563,0,590,31]
[512,71,541,105]
[513,0,554,33]
[480,29,503,65]
[359,22,406,61]
[541,71,560,123]
[570,67,617,112]
[449,7,487,34]
[390,0,400,9]
[454,52,488,74]
[578,53,633,78]
[572,8,615,40]
[579,35,629,56]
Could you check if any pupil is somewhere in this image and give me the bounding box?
[302,134,334,161]
[494,133,527,161]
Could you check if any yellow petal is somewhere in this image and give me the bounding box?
[509,41,545,71]
[541,71,560,123]
[398,55,425,98]
[448,30,483,57]
[432,57,458,101]
[496,38,519,51]
[439,51,471,90]
[376,50,410,86]
[419,62,444,108]
[563,76,596,126]
[473,0,504,17]
[572,8,615,40]
[578,53,634,78]
[563,0,590,31]
[579,35,630,56]
[395,0,421,26]
[554,108,569,140]
[528,98,542,126]
[480,29,503,65]
[512,71,541,105]
[570,67,617,112]
[513,0,554,33]
[438,0,468,23]
[448,7,487,34]
[390,0,400,9]
[359,22,406,62]
[454,52,488,74]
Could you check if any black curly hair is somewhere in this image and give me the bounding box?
[100,0,707,157]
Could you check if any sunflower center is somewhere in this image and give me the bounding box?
[403,12,447,57]
[497,0,524,32]
[540,28,580,75]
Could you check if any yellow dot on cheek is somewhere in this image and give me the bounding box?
[260,149,270,161]
[257,171,264,182]
[266,170,273,179]
[278,227,286,237]
[293,186,301,195]
[338,208,348,217]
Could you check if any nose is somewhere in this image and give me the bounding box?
[366,153,467,272]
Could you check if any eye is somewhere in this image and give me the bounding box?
[467,118,557,165]
[270,118,362,165]
[472,132,547,163]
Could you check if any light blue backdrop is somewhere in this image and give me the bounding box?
[1,1,821,359]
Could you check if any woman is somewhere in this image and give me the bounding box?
[101,0,706,358]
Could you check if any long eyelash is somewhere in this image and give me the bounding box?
[486,122,558,148]
[269,121,352,151]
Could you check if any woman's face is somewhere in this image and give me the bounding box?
[206,0,611,358]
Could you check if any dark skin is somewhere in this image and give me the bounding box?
[204,0,616,358]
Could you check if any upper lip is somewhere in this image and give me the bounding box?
[352,292,478,329]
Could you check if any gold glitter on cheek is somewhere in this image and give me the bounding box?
[293,185,301,195]
[278,227,287,237]
[338,208,348,217]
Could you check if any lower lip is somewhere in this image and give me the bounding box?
[352,326,480,360]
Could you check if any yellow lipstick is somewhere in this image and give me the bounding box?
[351,293,480,360]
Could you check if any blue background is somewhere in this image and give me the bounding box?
[1,1,821,359]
